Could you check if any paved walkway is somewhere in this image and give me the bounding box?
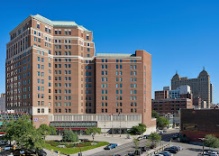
[71,134,134,156]
[45,134,136,156]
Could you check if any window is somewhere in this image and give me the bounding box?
[37,23,40,29]
[86,35,89,40]
[37,108,40,113]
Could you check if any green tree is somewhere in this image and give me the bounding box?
[128,123,146,135]
[133,138,140,150]
[49,125,57,135]
[152,110,159,118]
[37,124,57,139]
[62,130,78,142]
[3,115,44,150]
[85,127,101,142]
[148,132,161,148]
[2,120,15,145]
[204,134,219,148]
[157,116,169,130]
[37,124,51,140]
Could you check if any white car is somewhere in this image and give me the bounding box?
[209,152,218,156]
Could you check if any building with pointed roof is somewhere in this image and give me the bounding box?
[171,69,212,108]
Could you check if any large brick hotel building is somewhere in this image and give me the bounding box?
[6,14,156,133]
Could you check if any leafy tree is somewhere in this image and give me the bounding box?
[128,123,146,135]
[49,125,57,135]
[133,138,139,150]
[62,130,78,142]
[37,124,57,139]
[37,124,51,140]
[157,116,169,130]
[204,134,219,148]
[2,120,15,145]
[152,110,159,118]
[3,115,44,150]
[148,132,161,148]
[152,111,170,130]
[85,127,101,142]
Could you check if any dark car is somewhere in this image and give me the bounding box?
[143,135,149,139]
[104,143,118,150]
[36,149,47,156]
[172,134,179,140]
[164,147,178,154]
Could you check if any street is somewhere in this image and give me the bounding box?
[74,129,216,156]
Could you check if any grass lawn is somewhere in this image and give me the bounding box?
[44,141,109,155]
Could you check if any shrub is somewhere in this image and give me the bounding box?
[62,130,78,142]
[46,141,59,147]
[76,142,91,147]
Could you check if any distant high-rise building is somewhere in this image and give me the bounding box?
[152,85,193,115]
[171,69,212,108]
[0,93,6,111]
[5,14,156,132]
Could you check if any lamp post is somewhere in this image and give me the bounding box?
[199,138,205,155]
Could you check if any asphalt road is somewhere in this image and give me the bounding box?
[92,139,148,156]
[91,129,218,156]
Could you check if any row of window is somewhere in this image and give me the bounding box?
[55,102,72,106]
[101,59,138,63]
[101,108,138,113]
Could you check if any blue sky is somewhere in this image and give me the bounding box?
[0,0,218,103]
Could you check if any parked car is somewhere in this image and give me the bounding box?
[143,135,149,139]
[154,154,164,156]
[137,136,144,141]
[4,145,12,151]
[0,140,7,145]
[104,143,118,150]
[164,147,178,154]
[169,146,180,152]
[175,145,183,150]
[159,151,173,156]
[172,134,179,140]
[37,149,47,156]
[127,149,142,156]
[209,151,219,156]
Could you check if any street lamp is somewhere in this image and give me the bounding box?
[199,138,205,155]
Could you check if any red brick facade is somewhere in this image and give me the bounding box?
[6,15,155,129]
